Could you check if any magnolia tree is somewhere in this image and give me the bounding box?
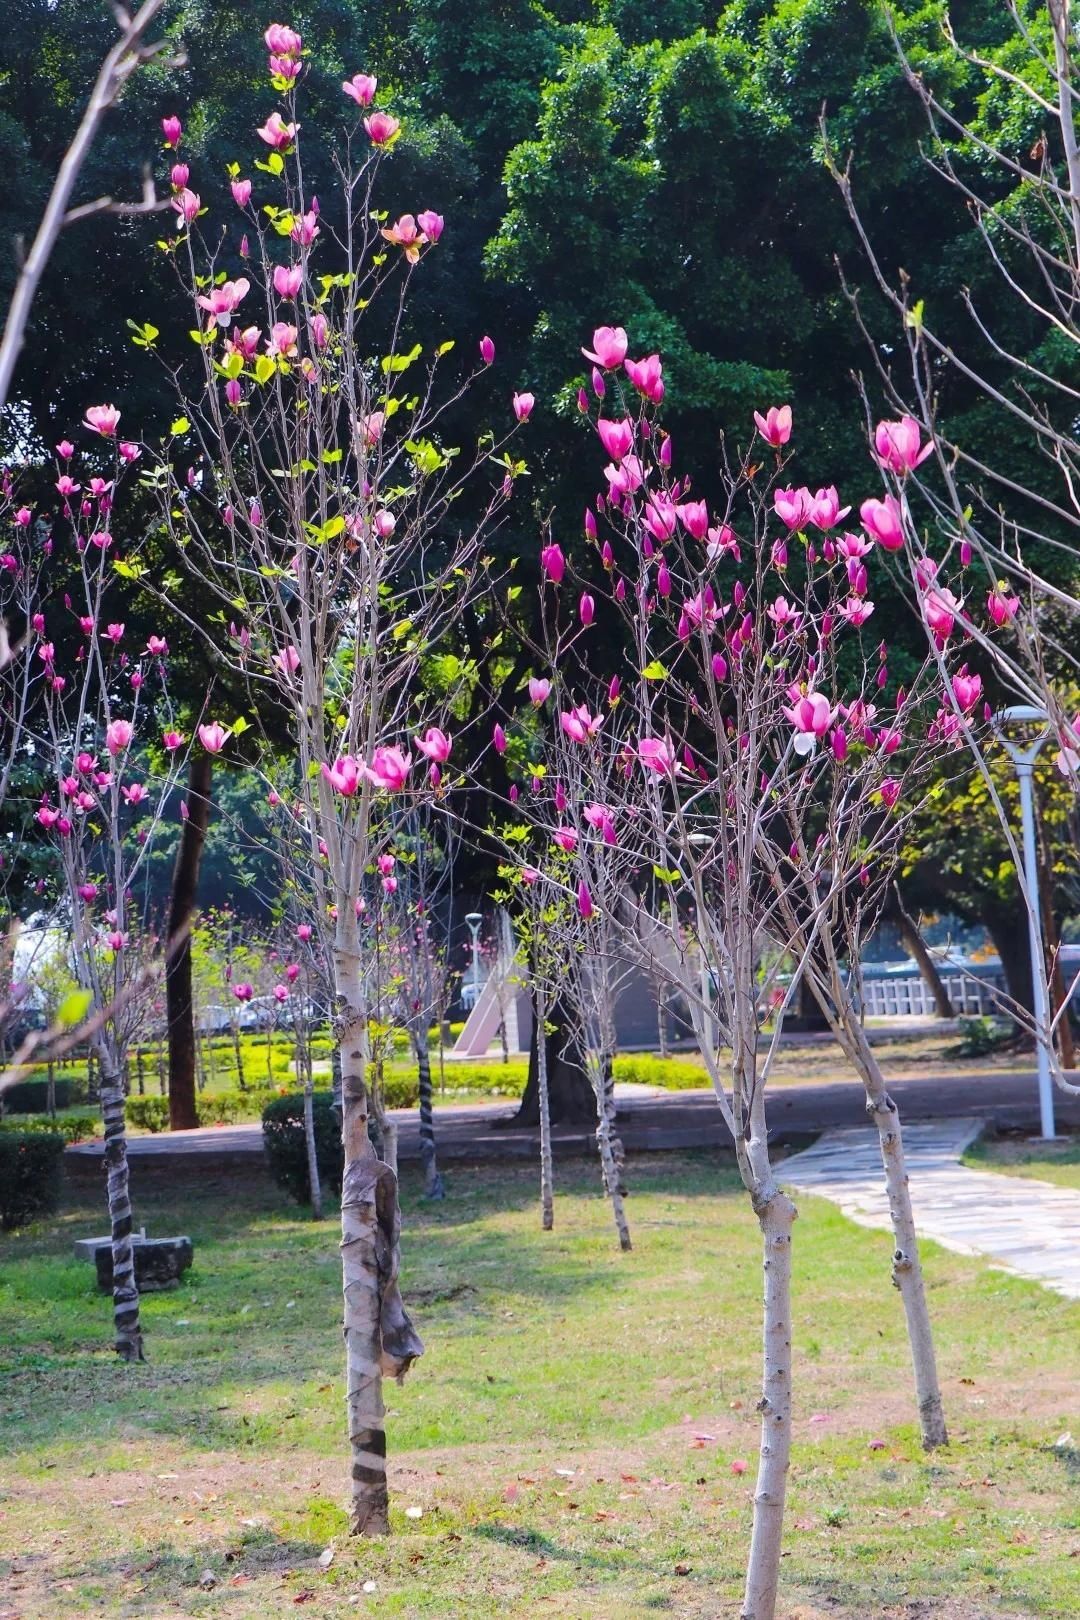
[497,328,956,1620]
[827,1,1080,1084]
[33,410,187,1359]
[136,22,520,1532]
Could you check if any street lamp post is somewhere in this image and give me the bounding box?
[995,705,1055,1139]
[464,912,483,1011]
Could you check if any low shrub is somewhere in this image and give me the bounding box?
[0,1131,65,1229]
[127,1089,278,1132]
[611,1053,708,1089]
[0,1113,99,1144]
[262,1091,343,1205]
[126,1096,170,1133]
[2,1077,79,1113]
[951,1015,1007,1058]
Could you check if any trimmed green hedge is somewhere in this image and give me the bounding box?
[611,1054,709,1089]
[262,1091,343,1205]
[127,1088,280,1132]
[0,1131,65,1229]
[2,1077,79,1113]
[0,1113,98,1144]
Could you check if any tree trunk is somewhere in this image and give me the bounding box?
[536,983,554,1231]
[742,1186,796,1620]
[985,909,1033,1017]
[414,1032,444,1199]
[336,948,423,1538]
[510,991,595,1125]
[232,1022,246,1091]
[166,753,212,1131]
[1036,820,1076,1068]
[890,884,954,1019]
[302,1062,323,1221]
[47,1059,55,1118]
[98,1046,144,1362]
[135,1047,146,1096]
[589,1051,631,1251]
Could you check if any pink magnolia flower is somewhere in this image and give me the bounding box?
[923,587,962,643]
[171,188,201,224]
[197,277,252,323]
[285,962,301,982]
[265,23,302,56]
[105,719,133,756]
[808,486,850,530]
[162,729,185,751]
[951,670,982,712]
[513,392,534,423]
[879,778,901,810]
[198,722,229,754]
[417,210,444,243]
[987,586,1019,628]
[273,645,301,676]
[783,691,836,754]
[233,982,254,1003]
[643,494,677,542]
[77,884,98,903]
[170,163,189,189]
[553,826,578,852]
[376,855,395,876]
[257,112,298,149]
[577,881,594,920]
[381,214,427,261]
[604,453,645,496]
[343,73,377,106]
[624,353,664,403]
[363,746,412,791]
[84,404,120,437]
[597,417,634,462]
[309,312,329,349]
[107,931,127,952]
[774,486,812,531]
[540,542,565,583]
[322,755,361,796]
[297,923,313,941]
[560,704,603,743]
[582,326,628,369]
[358,410,385,447]
[122,782,148,805]
[231,178,252,208]
[363,111,400,145]
[161,116,182,149]
[104,621,124,643]
[579,593,595,627]
[479,335,495,365]
[767,595,802,632]
[860,495,905,552]
[676,500,709,540]
[638,737,676,774]
[583,803,617,845]
[528,677,551,705]
[874,416,933,475]
[753,404,792,447]
[836,531,873,561]
[840,596,875,628]
[415,726,452,762]
[273,983,289,1003]
[273,263,304,298]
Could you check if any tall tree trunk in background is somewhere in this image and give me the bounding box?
[336,945,422,1536]
[1036,814,1076,1068]
[511,991,595,1125]
[167,753,212,1130]
[536,983,554,1230]
[301,1039,323,1221]
[414,1028,444,1199]
[890,884,954,1018]
[98,1041,144,1362]
[984,910,1033,1018]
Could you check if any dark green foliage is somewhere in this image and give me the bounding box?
[2,1078,77,1113]
[0,1131,65,1230]
[261,1092,343,1206]
[0,1114,96,1144]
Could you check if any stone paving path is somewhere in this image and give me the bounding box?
[780,1118,1080,1302]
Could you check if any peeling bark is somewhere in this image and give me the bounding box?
[337,958,422,1537]
[414,1033,444,1199]
[589,1051,631,1251]
[536,982,554,1231]
[99,1047,144,1362]
[741,1186,796,1620]
[166,752,212,1130]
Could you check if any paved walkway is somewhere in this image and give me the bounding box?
[780,1118,1080,1301]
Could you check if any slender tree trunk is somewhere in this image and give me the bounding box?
[414,1031,444,1199]
[890,884,954,1018]
[809,964,948,1449]
[266,1027,275,1085]
[1036,819,1076,1068]
[135,1047,146,1096]
[98,1044,144,1362]
[166,753,212,1130]
[232,1022,246,1091]
[87,1048,98,1103]
[336,947,422,1537]
[47,1059,56,1118]
[655,976,669,1058]
[302,1050,323,1221]
[156,1037,166,1096]
[589,1051,631,1251]
[536,983,554,1231]
[742,1182,796,1620]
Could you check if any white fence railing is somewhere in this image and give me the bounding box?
[860,971,1005,1018]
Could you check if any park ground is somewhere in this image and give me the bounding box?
[2,1141,1079,1619]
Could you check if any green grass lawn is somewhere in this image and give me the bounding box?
[964,1130,1080,1191]
[2,1151,1077,1618]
